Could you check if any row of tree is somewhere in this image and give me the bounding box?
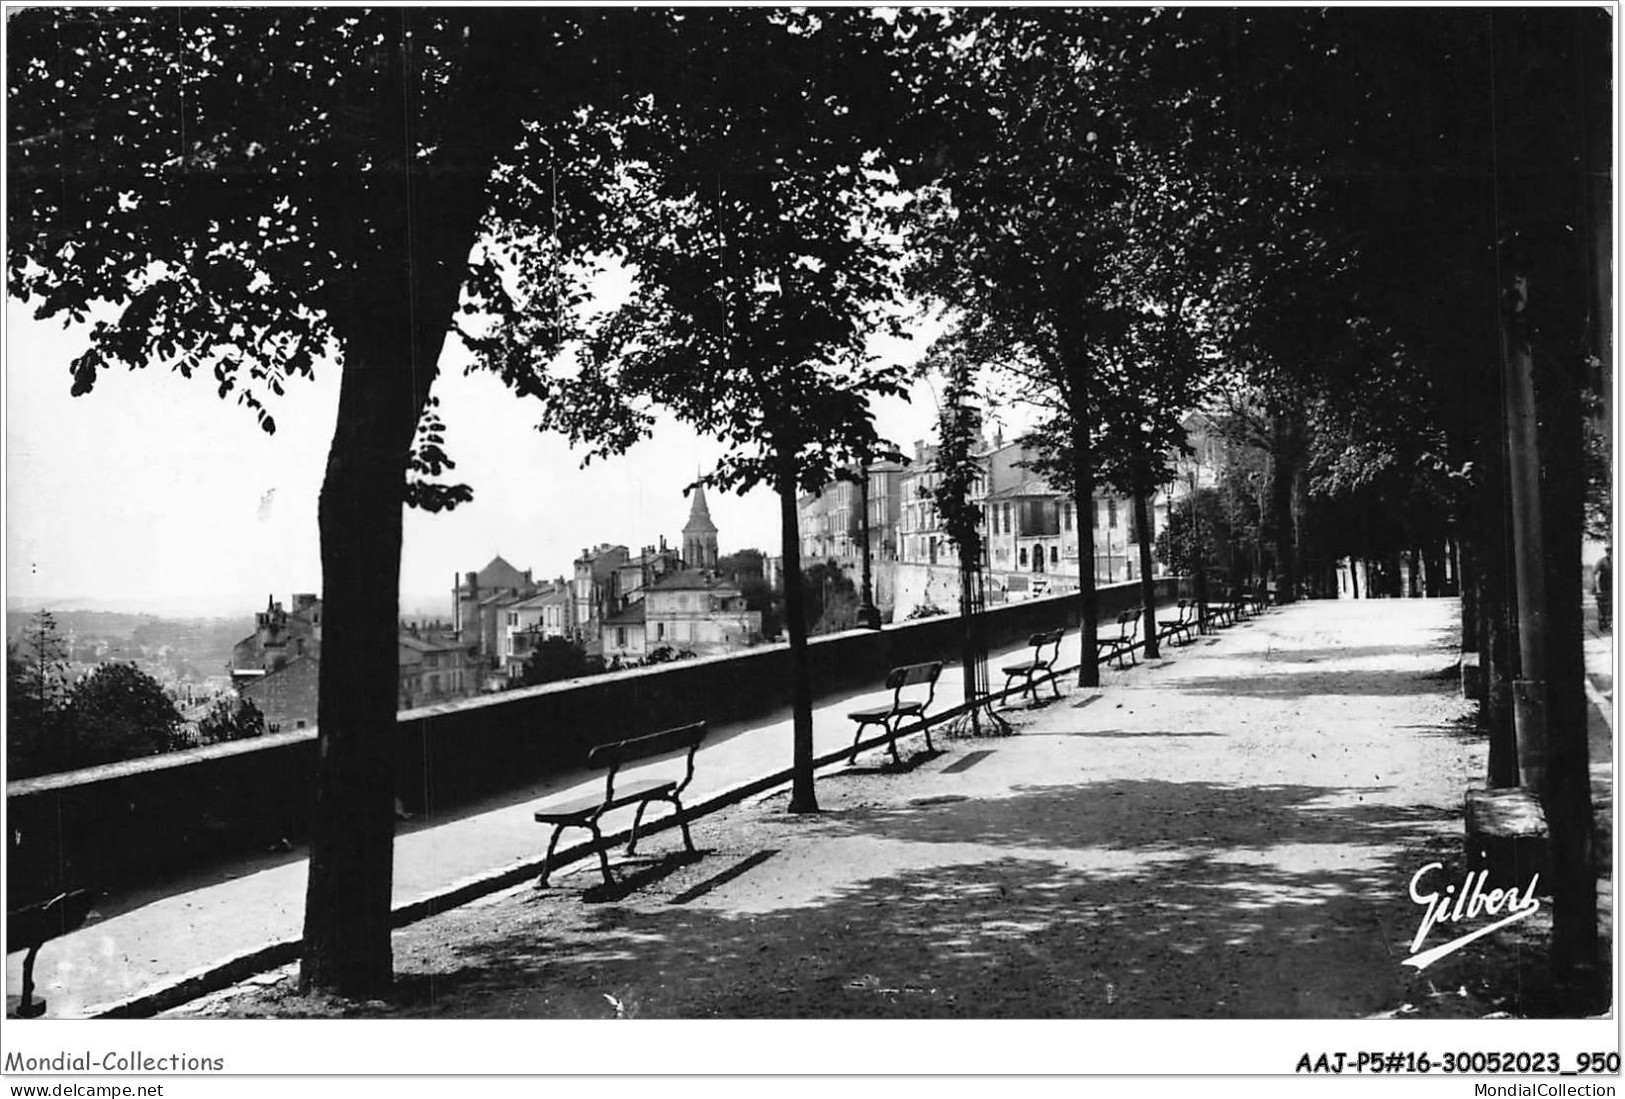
[9,7,1607,1005]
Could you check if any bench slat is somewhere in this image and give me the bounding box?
[533,778,678,823]
[586,722,706,771]
[848,701,924,722]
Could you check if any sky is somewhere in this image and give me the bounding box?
[4,299,952,620]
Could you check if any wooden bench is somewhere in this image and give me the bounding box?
[533,721,706,887]
[1159,599,1198,647]
[7,889,98,1018]
[847,661,943,765]
[1000,629,1065,706]
[1094,609,1141,669]
[1206,592,1242,629]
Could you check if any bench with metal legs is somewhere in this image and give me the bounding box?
[533,722,706,887]
[847,661,943,765]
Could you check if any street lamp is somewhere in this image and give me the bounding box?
[857,461,882,629]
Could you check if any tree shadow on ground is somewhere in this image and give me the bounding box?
[1170,669,1462,700]
[1203,644,1453,665]
[807,779,1457,854]
[1026,728,1225,739]
[392,845,1500,1019]
[372,776,1581,1020]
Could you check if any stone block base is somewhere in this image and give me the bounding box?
[1459,651,1483,702]
[1466,787,1550,894]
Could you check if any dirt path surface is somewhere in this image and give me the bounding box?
[173,598,1611,1020]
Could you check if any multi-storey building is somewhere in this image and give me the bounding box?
[896,441,949,566]
[572,543,630,654]
[618,540,685,605]
[893,436,1162,593]
[799,460,906,565]
[398,628,477,709]
[642,570,762,656]
[230,593,322,681]
[591,485,771,659]
[501,582,574,683]
[864,460,906,563]
[232,594,476,732]
[453,556,546,683]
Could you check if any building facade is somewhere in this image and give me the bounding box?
[230,593,322,681]
[232,593,477,731]
[573,544,630,654]
[501,583,574,683]
[891,438,1162,595]
[399,629,477,709]
[642,570,762,656]
[454,556,546,686]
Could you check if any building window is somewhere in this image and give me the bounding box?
[1050,545,1059,565]
[616,627,627,647]
[1064,503,1073,531]
[1108,498,1118,528]
[657,622,665,641]
[1094,500,1101,528]
[1002,503,1012,534]
[507,612,518,627]
[1019,547,1028,567]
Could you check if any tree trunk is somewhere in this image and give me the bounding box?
[778,453,819,813]
[958,541,978,704]
[1190,485,1211,626]
[1349,557,1360,599]
[1069,405,1099,687]
[1474,338,1520,786]
[1534,345,1599,1001]
[1133,479,1159,659]
[1268,421,1299,604]
[1459,536,1480,647]
[1424,541,1447,598]
[299,12,528,998]
[301,358,414,998]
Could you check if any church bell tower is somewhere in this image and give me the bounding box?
[682,481,719,570]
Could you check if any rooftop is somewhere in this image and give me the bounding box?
[648,569,744,594]
[601,601,648,627]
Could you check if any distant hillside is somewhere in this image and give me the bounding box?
[7,609,255,681]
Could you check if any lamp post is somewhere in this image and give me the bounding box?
[857,461,882,629]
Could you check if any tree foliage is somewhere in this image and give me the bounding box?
[196,694,268,745]
[519,637,594,688]
[62,662,185,768]
[6,612,72,779]
[483,9,927,811]
[7,5,704,997]
[801,559,859,636]
[1154,488,1231,581]
[719,550,781,639]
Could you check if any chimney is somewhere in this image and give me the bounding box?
[914,439,926,463]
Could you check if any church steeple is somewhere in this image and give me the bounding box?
[682,479,719,570]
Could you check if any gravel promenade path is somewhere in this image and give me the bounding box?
[174,596,1611,1022]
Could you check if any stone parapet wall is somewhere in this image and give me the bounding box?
[8,579,1179,906]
